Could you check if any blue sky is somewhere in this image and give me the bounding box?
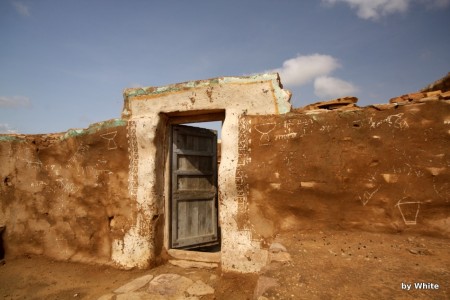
[1,0,449,134]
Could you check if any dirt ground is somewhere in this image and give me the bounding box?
[0,229,448,300]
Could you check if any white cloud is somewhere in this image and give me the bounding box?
[0,95,31,108]
[323,0,450,20]
[268,54,340,86]
[264,54,359,101]
[0,124,18,134]
[314,76,358,99]
[322,0,409,20]
[12,1,31,17]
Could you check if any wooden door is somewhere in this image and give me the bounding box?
[171,124,219,249]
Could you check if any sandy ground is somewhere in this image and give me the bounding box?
[0,229,448,300]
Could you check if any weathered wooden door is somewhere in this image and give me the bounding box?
[171,124,219,249]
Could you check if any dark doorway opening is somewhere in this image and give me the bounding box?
[169,120,222,254]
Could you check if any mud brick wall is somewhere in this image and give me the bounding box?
[239,100,450,243]
[0,119,134,266]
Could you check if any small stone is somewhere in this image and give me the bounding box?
[425,90,442,97]
[148,273,193,297]
[408,247,432,255]
[406,92,425,101]
[441,91,450,99]
[410,248,420,255]
[389,96,406,104]
[269,243,287,253]
[426,167,445,176]
[186,280,215,296]
[419,96,439,102]
[268,251,291,263]
[114,274,154,294]
[169,259,218,269]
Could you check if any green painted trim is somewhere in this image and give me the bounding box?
[0,135,26,142]
[60,118,127,140]
[123,73,292,114]
[124,77,222,98]
[123,74,279,98]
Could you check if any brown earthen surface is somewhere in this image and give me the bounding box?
[0,229,448,299]
[0,120,133,266]
[242,100,449,244]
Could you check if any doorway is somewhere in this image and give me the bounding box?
[166,115,223,253]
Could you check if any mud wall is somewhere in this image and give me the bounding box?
[0,119,134,266]
[239,99,450,244]
[0,74,448,273]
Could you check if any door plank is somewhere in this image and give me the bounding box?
[171,124,219,249]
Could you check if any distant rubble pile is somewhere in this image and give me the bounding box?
[300,96,359,111]
[389,90,450,104]
[294,72,450,113]
[420,72,450,93]
[390,71,450,104]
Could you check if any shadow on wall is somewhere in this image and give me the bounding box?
[0,226,4,260]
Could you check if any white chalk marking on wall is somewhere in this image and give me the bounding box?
[84,166,113,181]
[392,163,425,177]
[283,119,295,133]
[293,118,314,137]
[101,131,118,150]
[54,236,71,256]
[55,178,79,194]
[44,164,62,176]
[68,144,90,164]
[368,113,409,130]
[236,117,252,226]
[23,159,43,170]
[275,132,297,140]
[127,121,139,199]
[396,198,421,225]
[368,172,378,183]
[30,181,47,188]
[359,185,381,206]
[296,118,314,127]
[254,123,276,146]
[387,113,409,129]
[319,125,332,132]
[256,162,268,170]
[414,170,425,177]
[238,118,252,166]
[433,180,449,202]
[17,148,43,170]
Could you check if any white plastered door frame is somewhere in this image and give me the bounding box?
[115,73,291,272]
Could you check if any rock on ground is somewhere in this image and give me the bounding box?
[186,280,215,296]
[114,274,154,294]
